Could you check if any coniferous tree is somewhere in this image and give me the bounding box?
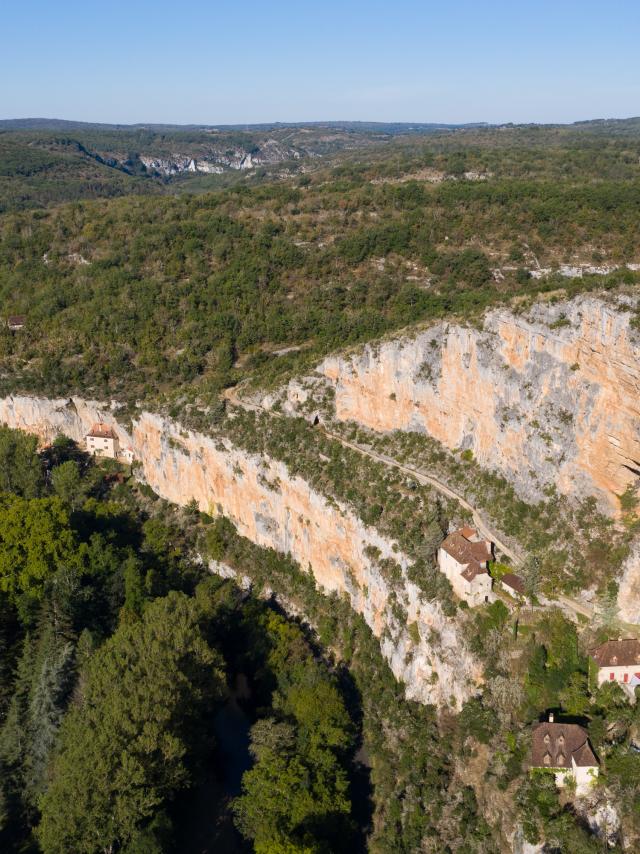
[37,591,226,854]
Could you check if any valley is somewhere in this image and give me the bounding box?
[1,118,640,853]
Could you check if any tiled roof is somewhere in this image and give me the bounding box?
[87,423,117,439]
[441,529,492,584]
[441,530,492,565]
[461,560,488,582]
[590,639,640,668]
[531,721,598,769]
[572,741,598,768]
[502,573,525,595]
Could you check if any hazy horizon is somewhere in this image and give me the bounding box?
[2,115,639,129]
[2,0,639,126]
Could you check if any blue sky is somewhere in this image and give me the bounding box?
[2,0,639,124]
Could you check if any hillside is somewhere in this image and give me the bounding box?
[1,130,640,406]
[1,120,640,853]
[2,116,640,211]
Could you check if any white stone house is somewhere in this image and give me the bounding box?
[530,713,599,794]
[85,423,120,459]
[437,526,493,606]
[590,639,640,688]
[121,446,135,465]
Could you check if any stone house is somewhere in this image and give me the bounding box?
[437,526,493,606]
[121,446,135,464]
[501,572,525,601]
[590,639,640,688]
[530,713,599,794]
[85,423,120,459]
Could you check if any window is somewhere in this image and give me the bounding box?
[610,673,615,680]
[543,754,551,766]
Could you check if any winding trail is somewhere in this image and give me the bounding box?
[223,384,606,624]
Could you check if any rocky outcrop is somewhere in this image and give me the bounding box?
[139,155,224,175]
[0,394,481,708]
[317,294,640,515]
[617,545,640,624]
[138,138,301,176]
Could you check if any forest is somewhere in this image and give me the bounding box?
[1,120,640,851]
[0,424,638,852]
[1,122,640,409]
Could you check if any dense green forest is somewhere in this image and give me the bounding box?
[1,425,638,852]
[0,427,361,853]
[1,122,640,408]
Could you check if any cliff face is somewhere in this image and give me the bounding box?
[319,294,640,515]
[138,138,301,176]
[0,395,481,708]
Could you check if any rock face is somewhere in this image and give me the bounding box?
[617,544,640,623]
[0,395,481,708]
[138,138,301,175]
[319,294,640,515]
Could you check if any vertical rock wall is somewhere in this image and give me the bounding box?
[319,295,640,514]
[0,395,481,708]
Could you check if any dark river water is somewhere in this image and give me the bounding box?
[213,673,252,796]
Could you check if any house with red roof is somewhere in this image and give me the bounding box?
[590,639,640,688]
[437,526,493,606]
[85,423,120,459]
[530,713,599,793]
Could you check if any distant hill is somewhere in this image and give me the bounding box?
[0,117,488,134]
[2,115,640,211]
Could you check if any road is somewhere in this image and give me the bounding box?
[223,384,606,625]
[224,384,520,559]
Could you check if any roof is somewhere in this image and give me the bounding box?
[441,529,492,564]
[531,721,598,770]
[87,423,117,439]
[461,560,488,582]
[590,639,640,668]
[441,529,492,583]
[7,315,25,327]
[502,573,525,595]
[572,741,598,767]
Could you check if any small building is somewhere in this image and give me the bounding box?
[590,639,640,688]
[437,526,493,606]
[530,713,599,794]
[502,572,525,601]
[85,423,120,459]
[121,446,135,464]
[7,315,26,331]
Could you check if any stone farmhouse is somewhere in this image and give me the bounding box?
[590,639,640,688]
[85,423,121,460]
[530,713,599,794]
[437,526,493,606]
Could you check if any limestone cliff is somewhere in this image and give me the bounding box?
[316,294,640,516]
[0,394,481,709]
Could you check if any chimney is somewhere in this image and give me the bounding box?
[548,712,554,723]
